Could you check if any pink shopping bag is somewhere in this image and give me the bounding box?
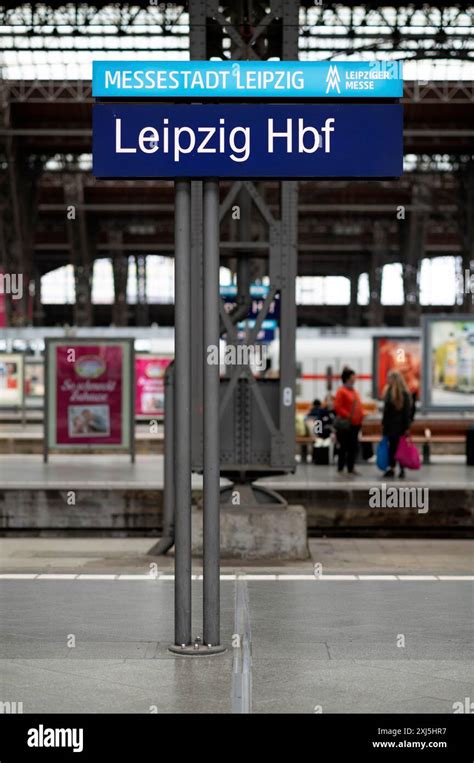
[395,435,421,470]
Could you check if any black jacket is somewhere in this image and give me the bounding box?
[307,406,335,440]
[382,390,411,437]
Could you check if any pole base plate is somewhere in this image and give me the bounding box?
[168,643,226,656]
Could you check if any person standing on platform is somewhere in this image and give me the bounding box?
[307,398,322,419]
[334,368,365,475]
[306,397,335,440]
[381,370,412,479]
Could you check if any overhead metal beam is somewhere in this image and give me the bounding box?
[63,173,93,326]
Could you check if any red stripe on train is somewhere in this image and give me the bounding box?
[300,374,373,380]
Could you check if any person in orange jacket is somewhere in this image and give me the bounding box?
[333,367,365,475]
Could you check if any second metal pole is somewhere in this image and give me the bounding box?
[203,179,222,648]
[162,363,175,541]
[173,180,192,647]
[148,362,174,556]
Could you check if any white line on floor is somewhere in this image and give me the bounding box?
[0,573,38,579]
[0,573,473,581]
[232,577,252,714]
[76,574,118,580]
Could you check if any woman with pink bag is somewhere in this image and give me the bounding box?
[381,371,413,479]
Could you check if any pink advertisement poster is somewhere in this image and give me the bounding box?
[0,270,6,328]
[135,356,171,416]
[56,345,123,445]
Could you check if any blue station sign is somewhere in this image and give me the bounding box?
[92,60,403,99]
[93,103,403,179]
[220,284,280,321]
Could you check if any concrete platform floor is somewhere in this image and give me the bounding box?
[0,576,472,714]
[0,454,472,489]
[1,539,472,713]
[0,537,473,575]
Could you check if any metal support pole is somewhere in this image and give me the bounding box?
[173,180,192,647]
[203,180,223,649]
[147,362,174,556]
[162,363,175,539]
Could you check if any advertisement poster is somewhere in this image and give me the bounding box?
[0,285,6,327]
[373,337,421,401]
[46,339,133,452]
[0,353,24,407]
[25,360,45,398]
[425,318,474,408]
[135,355,172,417]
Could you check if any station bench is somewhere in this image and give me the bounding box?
[361,419,472,464]
[359,431,465,465]
[296,435,316,462]
[297,418,473,465]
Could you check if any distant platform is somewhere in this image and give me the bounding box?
[0,456,472,535]
[0,454,471,490]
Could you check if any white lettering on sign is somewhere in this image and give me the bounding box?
[114,117,336,163]
[321,118,335,152]
[113,118,271,163]
[268,117,335,154]
[114,117,337,162]
[138,127,159,153]
[105,71,120,88]
[103,68,304,92]
[268,119,293,152]
[115,118,136,153]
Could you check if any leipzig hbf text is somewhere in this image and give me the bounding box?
[114,117,336,162]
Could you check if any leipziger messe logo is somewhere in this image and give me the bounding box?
[325,65,341,94]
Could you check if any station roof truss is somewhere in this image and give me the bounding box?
[0,2,473,327]
[0,3,472,60]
